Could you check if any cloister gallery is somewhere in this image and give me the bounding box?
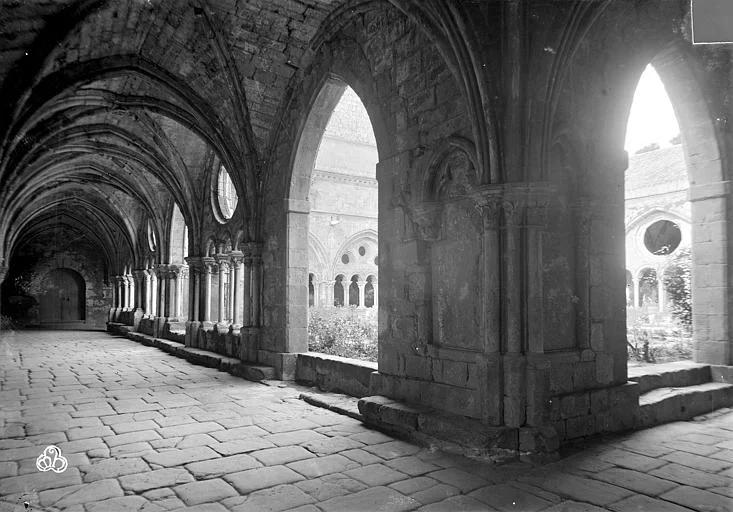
[1,0,733,462]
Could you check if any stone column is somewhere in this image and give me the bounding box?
[372,279,379,309]
[185,257,202,322]
[228,257,236,322]
[243,254,252,326]
[632,277,640,308]
[215,255,229,324]
[231,252,244,327]
[143,270,152,315]
[149,269,158,317]
[202,257,215,323]
[502,200,526,428]
[357,278,366,308]
[126,275,134,310]
[0,263,8,318]
[168,266,180,321]
[157,265,167,319]
[342,277,350,306]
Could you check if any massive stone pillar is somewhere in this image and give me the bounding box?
[372,279,379,309]
[251,251,262,327]
[243,253,252,327]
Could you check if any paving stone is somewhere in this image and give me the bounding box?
[119,468,194,492]
[319,486,419,512]
[385,456,440,476]
[143,446,219,467]
[660,485,732,512]
[264,429,328,446]
[210,425,268,442]
[411,483,461,505]
[17,452,89,475]
[470,483,552,511]
[173,478,238,505]
[341,448,384,465]
[589,467,677,496]
[0,462,17,478]
[251,446,316,466]
[362,440,422,459]
[40,478,122,508]
[608,494,695,512]
[110,441,155,458]
[597,448,667,472]
[0,467,82,494]
[287,454,359,478]
[662,439,721,456]
[417,495,488,511]
[110,419,160,434]
[225,465,305,494]
[299,436,365,455]
[543,500,609,511]
[157,421,226,439]
[79,456,150,482]
[175,433,219,448]
[66,425,115,440]
[619,439,675,458]
[650,462,731,488]
[523,472,633,506]
[170,503,228,511]
[344,463,409,486]
[295,474,368,501]
[677,432,729,445]
[105,430,161,447]
[111,399,162,414]
[259,419,320,434]
[231,484,315,512]
[350,431,395,444]
[661,450,732,473]
[428,468,489,492]
[57,437,107,454]
[212,438,276,455]
[186,453,261,478]
[389,476,439,495]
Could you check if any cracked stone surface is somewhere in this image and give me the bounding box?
[1,331,732,511]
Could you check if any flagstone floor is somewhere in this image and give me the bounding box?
[0,330,731,511]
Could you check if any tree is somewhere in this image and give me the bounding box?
[663,248,692,332]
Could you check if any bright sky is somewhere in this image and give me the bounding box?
[625,64,680,153]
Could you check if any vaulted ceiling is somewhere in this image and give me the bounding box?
[0,0,351,271]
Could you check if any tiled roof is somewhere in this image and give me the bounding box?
[625,145,688,198]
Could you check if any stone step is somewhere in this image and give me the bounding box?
[639,382,733,428]
[628,361,711,394]
[122,330,275,383]
[300,391,362,420]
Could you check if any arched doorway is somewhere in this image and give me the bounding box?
[39,268,85,323]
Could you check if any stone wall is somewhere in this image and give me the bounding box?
[2,238,112,330]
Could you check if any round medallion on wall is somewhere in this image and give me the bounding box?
[213,165,238,223]
[644,219,681,256]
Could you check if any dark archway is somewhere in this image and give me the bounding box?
[39,268,85,323]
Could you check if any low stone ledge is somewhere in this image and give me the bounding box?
[118,329,274,383]
[357,395,535,462]
[300,391,362,420]
[296,352,377,397]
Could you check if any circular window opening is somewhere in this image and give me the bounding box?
[341,254,350,264]
[358,246,366,256]
[215,165,238,221]
[644,220,681,256]
[147,221,157,251]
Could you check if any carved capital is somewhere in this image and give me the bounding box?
[185,256,204,272]
[242,242,263,258]
[502,200,523,227]
[229,251,244,266]
[202,257,216,273]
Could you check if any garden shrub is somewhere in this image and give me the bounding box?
[308,306,377,362]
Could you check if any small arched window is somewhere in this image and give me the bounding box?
[216,165,238,221]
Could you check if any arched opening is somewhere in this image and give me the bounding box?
[308,273,315,307]
[365,275,376,308]
[623,52,721,363]
[39,268,85,323]
[288,80,380,362]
